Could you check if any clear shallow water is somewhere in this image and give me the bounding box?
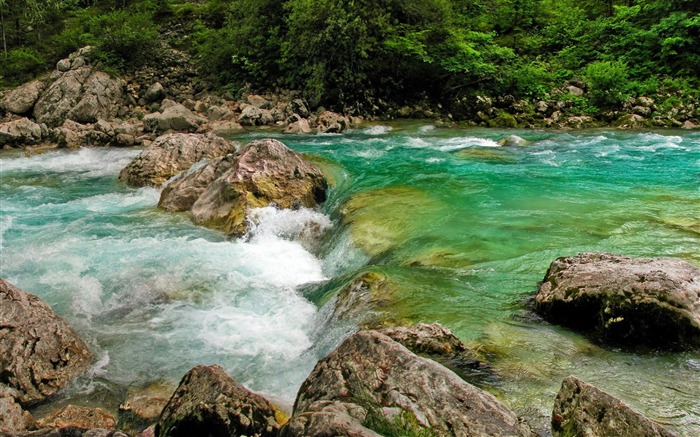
[1,126,699,434]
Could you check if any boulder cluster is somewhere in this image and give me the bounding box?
[0,47,358,154]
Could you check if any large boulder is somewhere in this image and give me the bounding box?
[535,253,700,349]
[190,138,327,236]
[0,118,43,147]
[0,278,93,406]
[33,67,128,127]
[143,99,206,133]
[283,330,533,437]
[552,376,677,437]
[155,365,280,437]
[158,154,237,212]
[2,80,46,115]
[238,105,274,126]
[118,133,238,187]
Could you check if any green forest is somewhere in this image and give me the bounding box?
[1,0,699,118]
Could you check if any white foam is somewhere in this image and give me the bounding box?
[362,125,393,135]
[437,136,500,151]
[0,148,140,177]
[419,125,436,132]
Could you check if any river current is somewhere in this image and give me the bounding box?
[1,124,699,434]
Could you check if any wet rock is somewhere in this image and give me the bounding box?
[2,80,46,115]
[37,406,116,430]
[535,253,700,349]
[33,68,128,127]
[497,134,528,147]
[381,323,487,373]
[614,113,649,129]
[285,330,534,436]
[155,365,280,437]
[280,401,380,437]
[143,99,206,133]
[159,154,237,212]
[0,278,93,406]
[0,117,43,147]
[118,382,175,435]
[330,271,396,328]
[190,138,327,236]
[0,387,35,433]
[552,376,678,437]
[316,111,349,133]
[118,133,238,187]
[143,82,165,103]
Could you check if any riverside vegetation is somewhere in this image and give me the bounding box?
[0,0,699,127]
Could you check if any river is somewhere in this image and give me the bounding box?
[1,124,698,434]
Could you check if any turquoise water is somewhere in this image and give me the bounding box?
[1,125,699,434]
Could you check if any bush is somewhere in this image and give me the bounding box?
[87,10,160,70]
[584,60,630,108]
[0,48,46,85]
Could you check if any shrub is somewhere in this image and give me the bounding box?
[87,10,160,70]
[583,60,630,108]
[0,48,46,85]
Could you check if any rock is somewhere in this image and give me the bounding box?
[564,85,584,96]
[552,376,678,437]
[380,323,487,372]
[0,278,93,406]
[143,82,165,103]
[6,429,128,437]
[118,133,238,187]
[0,387,34,433]
[682,120,697,129]
[535,253,700,349]
[289,99,309,118]
[632,105,652,117]
[190,138,328,236]
[329,271,396,328]
[475,95,493,112]
[118,382,175,435]
[50,120,116,149]
[37,405,116,430]
[637,96,654,107]
[562,115,594,129]
[2,80,46,115]
[497,134,528,147]
[536,101,549,113]
[33,68,128,127]
[155,365,280,437]
[143,99,206,133]
[209,120,244,134]
[280,401,381,437]
[285,330,534,436]
[56,58,72,72]
[614,113,648,129]
[283,116,311,134]
[205,105,233,122]
[316,111,349,133]
[0,117,43,147]
[247,94,272,109]
[159,154,237,212]
[238,105,274,126]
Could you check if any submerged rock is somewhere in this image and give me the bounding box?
[535,253,700,349]
[158,154,237,212]
[552,376,677,437]
[190,138,327,236]
[284,330,533,436]
[330,271,396,328]
[497,135,528,147]
[155,365,280,437]
[118,133,238,187]
[118,381,176,435]
[0,278,93,406]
